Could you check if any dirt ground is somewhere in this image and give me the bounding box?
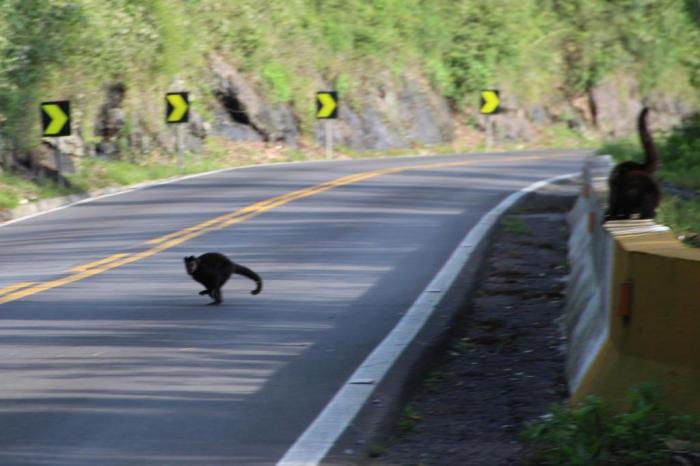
[361,188,576,466]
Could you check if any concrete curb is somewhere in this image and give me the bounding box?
[277,172,580,466]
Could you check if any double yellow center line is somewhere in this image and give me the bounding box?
[0,153,559,305]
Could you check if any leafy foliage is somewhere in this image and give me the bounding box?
[0,0,697,157]
[657,195,700,247]
[522,385,700,465]
[659,113,700,190]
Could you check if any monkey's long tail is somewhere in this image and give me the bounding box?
[638,107,659,174]
[234,264,263,295]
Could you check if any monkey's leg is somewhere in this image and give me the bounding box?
[208,288,223,305]
[605,189,623,220]
[640,195,658,219]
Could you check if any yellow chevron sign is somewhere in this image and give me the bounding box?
[316,91,338,119]
[41,101,71,137]
[166,92,189,124]
[480,90,500,114]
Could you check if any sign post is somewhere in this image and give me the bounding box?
[316,91,338,159]
[324,120,332,160]
[165,92,190,170]
[40,100,71,187]
[479,90,500,150]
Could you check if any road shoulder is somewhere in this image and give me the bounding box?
[328,181,576,465]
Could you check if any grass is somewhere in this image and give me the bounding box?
[449,337,476,356]
[521,385,700,466]
[657,196,700,246]
[399,405,422,434]
[538,123,598,150]
[367,443,387,458]
[0,173,80,210]
[423,370,447,393]
[67,154,227,191]
[502,216,533,236]
[598,138,640,164]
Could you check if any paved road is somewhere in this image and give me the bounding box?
[0,150,586,465]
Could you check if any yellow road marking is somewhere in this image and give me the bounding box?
[69,253,130,272]
[0,153,566,305]
[0,282,36,297]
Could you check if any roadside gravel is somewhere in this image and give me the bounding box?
[361,187,576,466]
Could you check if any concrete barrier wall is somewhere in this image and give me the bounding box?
[565,156,700,412]
[565,156,616,393]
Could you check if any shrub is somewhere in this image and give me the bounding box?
[521,385,700,466]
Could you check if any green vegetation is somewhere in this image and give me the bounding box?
[0,1,698,209]
[1,0,698,143]
[0,172,79,209]
[522,385,700,465]
[502,216,534,236]
[367,443,387,458]
[657,196,700,247]
[423,370,447,393]
[399,405,422,433]
[657,113,700,192]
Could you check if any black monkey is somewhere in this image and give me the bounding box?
[605,107,661,221]
[184,252,262,305]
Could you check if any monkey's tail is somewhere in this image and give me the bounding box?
[234,264,263,295]
[638,107,660,174]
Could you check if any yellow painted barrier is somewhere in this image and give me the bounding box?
[568,157,700,413]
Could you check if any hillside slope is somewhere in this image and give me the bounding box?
[0,0,698,178]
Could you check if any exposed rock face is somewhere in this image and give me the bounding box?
[182,109,208,154]
[210,106,264,142]
[210,56,454,151]
[590,75,691,137]
[27,142,73,184]
[490,110,536,142]
[90,82,207,158]
[3,56,693,180]
[210,55,299,145]
[316,77,454,151]
[95,83,127,157]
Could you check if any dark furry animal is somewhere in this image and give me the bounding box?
[605,107,661,221]
[184,252,262,305]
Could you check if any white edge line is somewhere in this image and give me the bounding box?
[0,149,581,230]
[0,158,349,229]
[276,171,579,466]
[0,151,464,229]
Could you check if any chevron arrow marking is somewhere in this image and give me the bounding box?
[316,92,337,119]
[42,103,69,136]
[167,93,189,123]
[480,90,500,114]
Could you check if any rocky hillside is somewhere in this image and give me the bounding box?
[0,0,698,180]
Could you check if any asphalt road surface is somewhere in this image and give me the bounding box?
[0,150,586,465]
